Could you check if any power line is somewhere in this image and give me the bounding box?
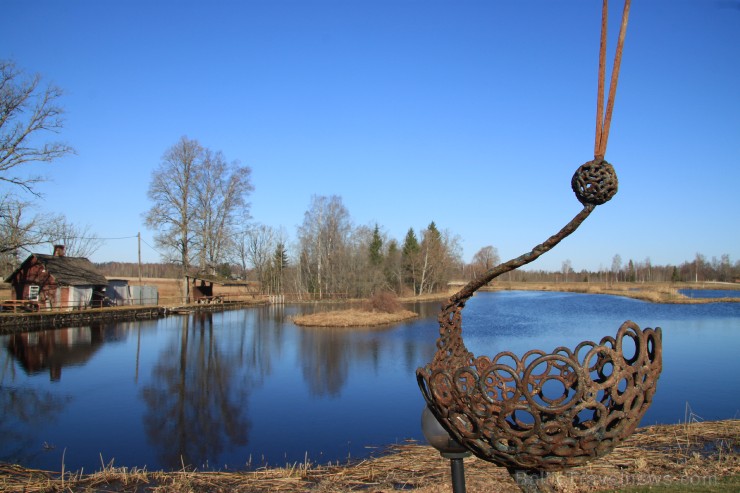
[8,228,139,241]
[139,237,166,257]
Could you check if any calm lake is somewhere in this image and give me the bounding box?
[679,288,740,299]
[1,291,739,472]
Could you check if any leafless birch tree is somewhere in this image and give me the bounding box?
[297,195,351,298]
[237,223,276,287]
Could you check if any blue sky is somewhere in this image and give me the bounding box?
[2,0,738,272]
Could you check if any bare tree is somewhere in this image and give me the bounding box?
[297,195,351,298]
[561,259,573,282]
[384,239,403,295]
[417,222,463,295]
[238,223,276,288]
[145,137,252,279]
[417,222,442,294]
[0,60,74,195]
[471,245,500,279]
[0,197,100,275]
[611,254,622,283]
[145,137,202,276]
[413,222,462,295]
[45,215,102,258]
[0,197,49,271]
[192,149,253,273]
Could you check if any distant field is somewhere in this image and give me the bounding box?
[113,277,184,302]
[0,277,258,305]
[113,277,262,305]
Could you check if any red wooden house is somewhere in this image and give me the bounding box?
[4,245,108,311]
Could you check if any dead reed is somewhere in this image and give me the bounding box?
[1,420,737,492]
[292,308,418,327]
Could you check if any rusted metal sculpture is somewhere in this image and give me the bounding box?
[417,1,662,491]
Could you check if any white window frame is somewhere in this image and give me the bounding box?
[28,285,40,301]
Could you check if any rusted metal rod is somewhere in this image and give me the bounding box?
[595,0,632,159]
[450,203,594,306]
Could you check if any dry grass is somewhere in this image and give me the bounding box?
[0,420,737,492]
[3,280,735,308]
[292,308,418,327]
[486,281,740,304]
[293,291,418,327]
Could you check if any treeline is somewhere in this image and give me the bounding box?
[95,262,184,279]
[96,253,740,292]
[466,253,740,285]
[96,193,740,297]
[97,195,464,299]
[241,195,463,298]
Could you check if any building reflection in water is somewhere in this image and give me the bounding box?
[5,325,112,381]
[0,302,441,471]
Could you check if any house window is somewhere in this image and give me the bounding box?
[28,285,40,301]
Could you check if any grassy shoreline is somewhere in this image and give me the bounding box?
[399,281,740,305]
[1,420,737,492]
[291,281,739,328]
[482,281,740,304]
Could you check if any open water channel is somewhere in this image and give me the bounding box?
[1,291,738,472]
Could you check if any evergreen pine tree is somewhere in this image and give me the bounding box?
[369,224,383,266]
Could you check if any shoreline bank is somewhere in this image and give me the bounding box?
[453,281,740,305]
[1,419,737,492]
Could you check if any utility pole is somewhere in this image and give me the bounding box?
[138,232,143,305]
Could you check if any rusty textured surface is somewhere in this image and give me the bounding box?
[417,303,662,471]
[571,158,618,206]
[416,158,662,473]
[416,0,653,478]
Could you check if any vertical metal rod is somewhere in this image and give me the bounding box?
[450,457,466,493]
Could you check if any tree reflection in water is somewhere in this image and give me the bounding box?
[300,327,350,397]
[0,375,71,464]
[297,301,440,398]
[141,313,252,469]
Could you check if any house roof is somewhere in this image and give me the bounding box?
[5,253,108,286]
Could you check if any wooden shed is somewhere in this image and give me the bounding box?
[4,245,109,311]
[185,274,260,303]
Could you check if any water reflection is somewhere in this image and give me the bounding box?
[679,288,740,299]
[0,294,736,473]
[300,327,350,397]
[5,325,113,381]
[141,313,252,469]
[0,386,71,464]
[1,327,84,464]
[300,326,392,397]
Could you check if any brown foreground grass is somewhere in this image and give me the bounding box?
[1,420,737,493]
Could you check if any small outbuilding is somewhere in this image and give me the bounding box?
[4,245,109,311]
[185,274,260,303]
[106,279,159,306]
